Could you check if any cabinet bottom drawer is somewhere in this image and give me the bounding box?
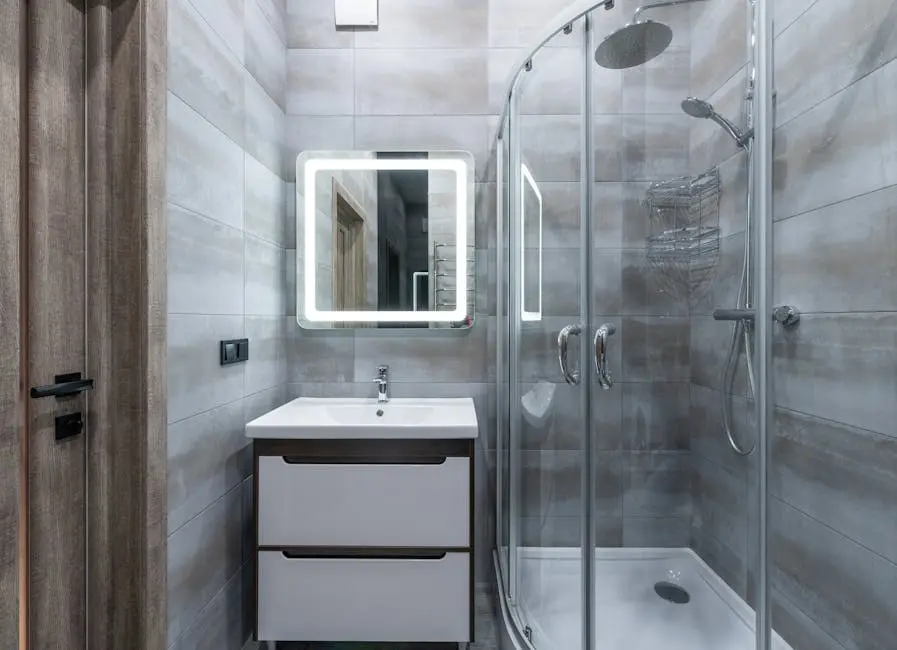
[257,551,470,642]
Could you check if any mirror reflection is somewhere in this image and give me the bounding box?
[297,151,475,329]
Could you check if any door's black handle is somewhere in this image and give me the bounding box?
[30,373,94,399]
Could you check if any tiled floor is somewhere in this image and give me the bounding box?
[517,547,792,650]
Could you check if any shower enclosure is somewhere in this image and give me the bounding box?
[494,0,781,648]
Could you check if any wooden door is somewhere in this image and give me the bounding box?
[25,1,88,648]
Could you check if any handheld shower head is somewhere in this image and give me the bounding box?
[681,97,751,150]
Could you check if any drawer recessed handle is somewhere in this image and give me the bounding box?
[282,456,448,465]
[281,550,448,561]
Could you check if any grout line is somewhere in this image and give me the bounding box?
[772,496,897,572]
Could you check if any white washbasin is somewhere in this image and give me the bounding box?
[245,397,479,440]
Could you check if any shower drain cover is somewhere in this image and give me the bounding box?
[654,581,690,604]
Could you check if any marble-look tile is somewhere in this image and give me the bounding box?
[520,115,581,183]
[189,0,245,63]
[772,588,844,650]
[168,204,244,316]
[620,316,690,382]
[354,49,489,116]
[244,315,288,392]
[488,47,596,116]
[619,113,691,182]
[167,93,244,229]
[487,0,579,48]
[244,73,287,179]
[623,516,690,548]
[690,0,748,100]
[771,498,897,650]
[773,312,897,437]
[624,451,691,518]
[690,384,753,478]
[773,60,897,220]
[689,314,749,396]
[245,0,287,109]
[167,486,244,644]
[168,399,248,533]
[285,0,353,48]
[355,0,488,49]
[774,185,897,313]
[168,0,244,145]
[354,115,491,180]
[289,330,355,383]
[244,235,286,316]
[688,65,749,176]
[775,0,897,126]
[168,314,245,423]
[253,0,286,44]
[773,406,897,565]
[622,250,690,317]
[692,455,747,559]
[520,450,581,519]
[244,154,287,246]
[622,382,690,451]
[286,49,354,116]
[689,231,745,317]
[352,325,489,383]
[170,566,249,650]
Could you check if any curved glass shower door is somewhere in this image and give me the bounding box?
[497,12,590,650]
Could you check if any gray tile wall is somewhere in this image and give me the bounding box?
[690,1,897,648]
[166,0,289,648]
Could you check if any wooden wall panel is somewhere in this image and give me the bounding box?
[86,1,167,649]
[0,1,24,646]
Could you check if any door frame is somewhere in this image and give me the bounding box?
[0,2,168,649]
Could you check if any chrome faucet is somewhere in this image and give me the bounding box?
[372,365,389,404]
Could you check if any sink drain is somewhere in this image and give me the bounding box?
[654,581,690,604]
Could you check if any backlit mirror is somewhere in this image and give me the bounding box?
[296,151,475,330]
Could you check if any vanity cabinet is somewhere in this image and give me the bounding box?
[251,438,475,644]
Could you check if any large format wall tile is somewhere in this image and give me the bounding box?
[167,487,244,644]
[168,399,248,533]
[774,184,897,313]
[775,0,897,126]
[244,73,287,179]
[354,49,489,116]
[773,59,897,220]
[167,93,244,230]
[286,49,354,116]
[244,235,287,316]
[244,154,288,246]
[772,498,897,650]
[773,406,897,565]
[168,204,244,316]
[167,314,245,424]
[285,0,353,48]
[773,312,897,437]
[189,0,245,63]
[168,0,244,145]
[621,316,690,382]
[354,0,488,49]
[245,0,287,109]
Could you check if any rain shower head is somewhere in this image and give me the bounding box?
[681,97,751,150]
[594,20,673,69]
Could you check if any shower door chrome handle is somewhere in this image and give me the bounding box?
[594,323,617,391]
[557,324,583,386]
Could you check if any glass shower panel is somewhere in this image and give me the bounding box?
[508,19,588,650]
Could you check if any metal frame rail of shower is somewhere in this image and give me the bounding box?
[492,0,775,649]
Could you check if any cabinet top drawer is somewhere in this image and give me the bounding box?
[257,455,471,548]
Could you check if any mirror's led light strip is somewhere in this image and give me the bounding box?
[302,157,469,323]
[521,163,543,322]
